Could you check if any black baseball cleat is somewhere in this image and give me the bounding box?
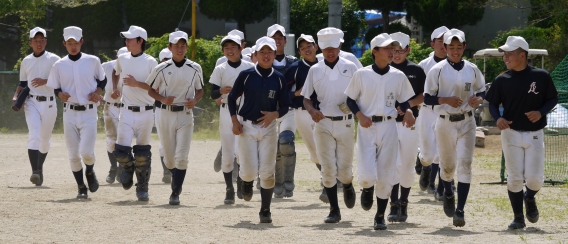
[419,167,430,191]
[242,181,253,201]
[360,186,374,211]
[77,184,88,199]
[224,188,235,204]
[415,158,422,175]
[85,171,99,193]
[324,207,341,223]
[443,194,456,217]
[169,192,180,205]
[435,191,444,201]
[427,183,436,194]
[524,197,539,223]
[106,166,117,184]
[259,209,272,223]
[399,201,408,222]
[508,214,526,229]
[36,172,43,186]
[283,188,293,198]
[136,190,149,201]
[236,177,243,200]
[319,188,329,204]
[343,184,356,209]
[387,201,401,222]
[453,209,466,227]
[374,215,387,230]
[30,172,41,185]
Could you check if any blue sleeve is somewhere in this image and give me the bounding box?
[228,72,246,116]
[96,78,107,90]
[54,89,62,97]
[539,97,558,115]
[476,91,486,99]
[18,81,28,88]
[399,101,410,112]
[346,97,360,114]
[277,76,292,118]
[211,84,222,99]
[489,103,501,121]
[424,93,440,105]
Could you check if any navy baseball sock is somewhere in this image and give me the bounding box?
[72,169,85,186]
[390,184,400,202]
[430,164,439,185]
[107,151,117,168]
[376,197,389,217]
[436,170,444,194]
[456,182,470,211]
[442,180,454,196]
[173,169,186,192]
[38,152,48,170]
[325,184,339,209]
[223,171,234,189]
[525,187,539,199]
[399,186,411,203]
[85,164,94,173]
[508,190,524,214]
[28,149,39,172]
[260,187,273,210]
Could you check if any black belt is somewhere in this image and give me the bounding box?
[243,119,261,125]
[159,104,185,112]
[221,103,227,108]
[106,101,122,108]
[124,105,153,112]
[371,116,392,122]
[296,107,306,111]
[64,103,94,111]
[440,111,473,122]
[325,114,353,121]
[29,94,54,102]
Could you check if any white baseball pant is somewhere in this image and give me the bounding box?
[116,107,154,146]
[220,104,238,173]
[278,109,296,133]
[315,116,354,188]
[238,119,278,189]
[295,109,318,164]
[157,109,194,170]
[396,122,420,188]
[435,115,476,183]
[357,119,399,199]
[501,129,545,192]
[418,106,439,166]
[103,103,120,153]
[24,97,57,153]
[63,104,98,172]
[154,108,164,157]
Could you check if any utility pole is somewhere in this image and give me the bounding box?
[279,0,295,56]
[328,0,342,28]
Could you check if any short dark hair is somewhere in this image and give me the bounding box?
[136,37,146,52]
[443,37,466,48]
[297,39,315,48]
[168,38,188,47]
[371,46,379,60]
[30,32,45,40]
[222,40,241,49]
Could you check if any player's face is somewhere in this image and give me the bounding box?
[62,38,83,55]
[431,37,446,56]
[222,41,242,62]
[255,46,275,69]
[446,39,465,63]
[298,41,317,61]
[168,40,188,62]
[503,49,526,71]
[392,45,409,64]
[29,34,47,54]
[124,38,142,53]
[321,47,340,63]
[271,32,286,54]
[372,44,394,64]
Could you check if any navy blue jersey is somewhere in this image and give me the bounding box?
[273,55,298,76]
[228,65,292,121]
[390,60,426,122]
[284,59,318,109]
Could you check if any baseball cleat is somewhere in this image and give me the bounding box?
[443,194,456,217]
[343,184,356,209]
[427,183,436,194]
[373,215,387,230]
[85,171,99,193]
[508,214,526,229]
[36,172,43,186]
[324,207,341,223]
[435,191,444,201]
[387,201,401,222]
[136,191,149,201]
[419,167,430,191]
[399,201,408,222]
[30,172,41,185]
[319,188,329,204]
[242,181,253,201]
[259,209,272,223]
[224,188,235,204]
[360,186,374,211]
[524,197,539,223]
[106,166,117,184]
[76,184,88,199]
[169,192,180,205]
[453,210,466,227]
[415,158,422,175]
[283,189,293,198]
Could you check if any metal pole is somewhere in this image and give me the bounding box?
[328,0,342,28]
[279,0,290,31]
[191,0,196,59]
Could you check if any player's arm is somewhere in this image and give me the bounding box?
[527,74,559,123]
[228,73,246,135]
[112,69,120,97]
[301,69,324,122]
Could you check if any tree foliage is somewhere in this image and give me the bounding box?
[355,0,404,33]
[364,22,410,45]
[198,0,276,38]
[405,0,488,33]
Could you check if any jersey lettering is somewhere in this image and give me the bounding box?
[528,82,539,94]
[268,90,276,99]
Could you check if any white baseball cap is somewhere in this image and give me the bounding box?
[498,36,529,52]
[228,29,244,41]
[431,26,449,41]
[296,34,315,48]
[390,32,410,49]
[370,33,400,49]
[221,34,242,47]
[117,47,128,56]
[242,47,253,57]
[29,27,47,38]
[444,29,466,44]
[120,25,148,41]
[251,45,256,53]
[255,37,276,51]
[63,26,82,41]
[159,48,172,61]
[169,31,189,44]
[317,27,343,49]
[267,24,286,37]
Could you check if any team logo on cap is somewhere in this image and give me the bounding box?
[528,82,539,94]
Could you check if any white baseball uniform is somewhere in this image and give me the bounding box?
[317,50,363,69]
[216,55,252,67]
[102,60,122,153]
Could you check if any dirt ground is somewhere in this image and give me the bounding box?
[0,133,567,243]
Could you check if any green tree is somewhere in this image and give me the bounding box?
[364,22,410,45]
[198,0,276,39]
[355,0,404,33]
[405,0,488,33]
[290,0,366,53]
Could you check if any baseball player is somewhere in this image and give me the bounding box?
[301,27,358,224]
[284,34,328,203]
[102,47,128,184]
[111,25,158,201]
[316,33,363,69]
[486,36,558,229]
[13,27,60,186]
[266,24,299,198]
[210,34,254,204]
[227,36,291,223]
[423,29,486,227]
[417,26,452,199]
[157,47,173,184]
[215,29,251,66]
[148,31,204,205]
[386,32,426,223]
[345,33,415,230]
[46,26,105,199]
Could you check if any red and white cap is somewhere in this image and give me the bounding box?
[255,37,276,51]
[117,47,128,56]
[63,26,82,41]
[169,31,188,44]
[221,34,242,47]
[120,25,148,41]
[443,29,466,44]
[317,27,343,49]
[498,36,529,52]
[431,26,449,41]
[370,33,400,49]
[159,48,172,61]
[267,24,286,37]
[296,34,315,48]
[228,29,244,41]
[29,27,47,38]
[390,32,410,48]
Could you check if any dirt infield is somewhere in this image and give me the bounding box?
[0,133,567,243]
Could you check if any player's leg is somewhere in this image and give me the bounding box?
[24,99,42,185]
[435,118,458,218]
[104,103,119,183]
[238,121,260,202]
[501,129,526,229]
[315,119,341,223]
[258,121,278,223]
[375,121,399,228]
[131,110,154,201]
[279,110,297,197]
[453,118,476,227]
[63,110,88,198]
[78,108,99,194]
[170,113,194,205]
[523,129,545,225]
[357,125,377,213]
[114,108,136,190]
[418,108,437,191]
[336,119,356,209]
[394,122,419,222]
[295,109,326,202]
[155,108,171,183]
[36,99,57,186]
[220,107,237,203]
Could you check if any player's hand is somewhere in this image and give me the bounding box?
[444,96,463,108]
[88,92,101,103]
[215,97,222,106]
[58,92,71,102]
[308,109,325,123]
[30,78,47,88]
[402,110,416,128]
[220,86,232,94]
[396,106,404,116]
[294,88,303,97]
[467,95,483,108]
[357,113,372,128]
[184,98,197,109]
[258,111,278,128]
[162,96,176,106]
[496,117,512,130]
[123,74,138,87]
[111,90,121,99]
[232,121,243,135]
[525,111,542,123]
[12,95,17,103]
